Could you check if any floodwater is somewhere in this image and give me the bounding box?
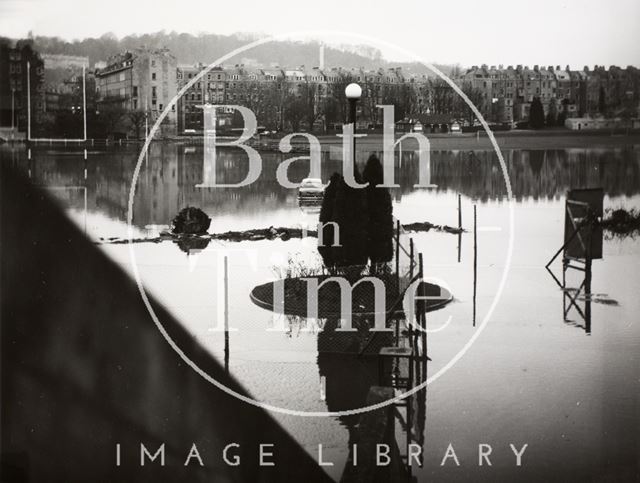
[3,141,639,481]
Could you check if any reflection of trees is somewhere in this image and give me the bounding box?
[13,145,640,230]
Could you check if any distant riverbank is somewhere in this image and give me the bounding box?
[311,129,640,151]
[8,128,639,151]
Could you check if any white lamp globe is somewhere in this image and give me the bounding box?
[345,83,362,99]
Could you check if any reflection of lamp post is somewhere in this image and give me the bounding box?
[11,88,15,130]
[345,83,361,169]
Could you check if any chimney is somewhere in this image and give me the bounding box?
[534,65,539,71]
[548,65,553,71]
[565,65,570,71]
[499,64,504,69]
[319,43,325,70]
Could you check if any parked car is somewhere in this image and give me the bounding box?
[450,122,462,134]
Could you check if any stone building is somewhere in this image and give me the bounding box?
[0,39,45,134]
[95,47,177,137]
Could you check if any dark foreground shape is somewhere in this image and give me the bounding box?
[0,165,332,483]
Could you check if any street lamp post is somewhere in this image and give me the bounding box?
[345,82,362,170]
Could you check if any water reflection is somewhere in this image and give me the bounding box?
[3,143,640,479]
[4,144,639,233]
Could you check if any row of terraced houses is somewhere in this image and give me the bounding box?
[2,41,639,138]
[95,52,640,134]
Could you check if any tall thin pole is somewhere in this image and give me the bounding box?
[395,220,401,294]
[473,205,477,327]
[82,64,87,141]
[11,88,15,130]
[224,255,230,373]
[349,97,357,168]
[457,193,462,263]
[27,61,31,141]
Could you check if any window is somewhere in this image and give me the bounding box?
[119,72,125,82]
[151,72,156,81]
[159,104,163,110]
[151,60,156,67]
[152,86,157,97]
[133,86,138,97]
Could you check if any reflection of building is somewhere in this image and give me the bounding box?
[0,39,45,132]
[95,48,177,136]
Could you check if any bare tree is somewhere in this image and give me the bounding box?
[127,109,147,139]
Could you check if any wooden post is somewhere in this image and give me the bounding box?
[224,255,230,373]
[584,224,592,334]
[458,193,462,230]
[585,256,592,334]
[395,220,400,294]
[562,258,567,319]
[419,253,427,361]
[27,61,31,141]
[82,64,87,141]
[473,205,477,327]
[409,238,414,281]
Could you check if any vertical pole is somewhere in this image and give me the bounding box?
[224,255,230,373]
[27,61,31,141]
[145,115,149,168]
[349,98,357,168]
[418,253,426,360]
[11,88,15,130]
[409,238,414,281]
[584,222,593,334]
[562,258,567,319]
[395,220,400,295]
[82,64,87,141]
[585,255,592,335]
[457,193,462,263]
[473,205,477,327]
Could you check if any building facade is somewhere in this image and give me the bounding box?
[0,39,45,134]
[95,48,177,137]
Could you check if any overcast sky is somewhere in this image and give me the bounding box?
[1,0,639,67]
